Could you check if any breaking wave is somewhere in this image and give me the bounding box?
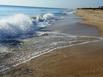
[0,13,57,40]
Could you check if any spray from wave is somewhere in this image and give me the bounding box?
[0,13,57,40]
[0,14,37,40]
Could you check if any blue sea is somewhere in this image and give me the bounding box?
[0,5,69,17]
[0,5,71,40]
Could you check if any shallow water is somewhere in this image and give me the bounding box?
[45,14,100,36]
[0,32,102,73]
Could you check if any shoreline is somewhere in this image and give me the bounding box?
[76,9,103,36]
[0,33,101,73]
[45,14,100,36]
[2,39,103,77]
[0,40,93,73]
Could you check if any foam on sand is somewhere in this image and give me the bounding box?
[0,32,102,73]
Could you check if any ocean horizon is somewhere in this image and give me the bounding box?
[0,5,70,17]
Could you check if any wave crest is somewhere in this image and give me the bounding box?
[0,13,61,40]
[34,13,56,27]
[0,14,39,40]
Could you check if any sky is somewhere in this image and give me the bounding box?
[0,0,102,8]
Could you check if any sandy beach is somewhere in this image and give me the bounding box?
[76,9,103,36]
[1,11,103,77]
[2,40,103,77]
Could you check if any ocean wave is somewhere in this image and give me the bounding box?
[0,14,37,40]
[0,13,57,40]
[33,13,57,26]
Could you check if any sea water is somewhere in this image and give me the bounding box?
[0,5,71,40]
[0,5,68,17]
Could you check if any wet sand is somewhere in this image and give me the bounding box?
[45,14,100,36]
[2,40,103,77]
[76,9,103,36]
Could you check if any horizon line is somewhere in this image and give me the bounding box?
[0,4,67,9]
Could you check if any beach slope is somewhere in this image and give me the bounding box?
[1,40,103,77]
[76,9,103,36]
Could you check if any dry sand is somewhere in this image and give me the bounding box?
[1,40,103,77]
[76,9,103,36]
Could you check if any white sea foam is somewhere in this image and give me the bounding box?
[0,46,9,53]
[42,13,55,20]
[33,13,56,27]
[0,14,39,39]
[0,13,57,40]
[35,13,55,21]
